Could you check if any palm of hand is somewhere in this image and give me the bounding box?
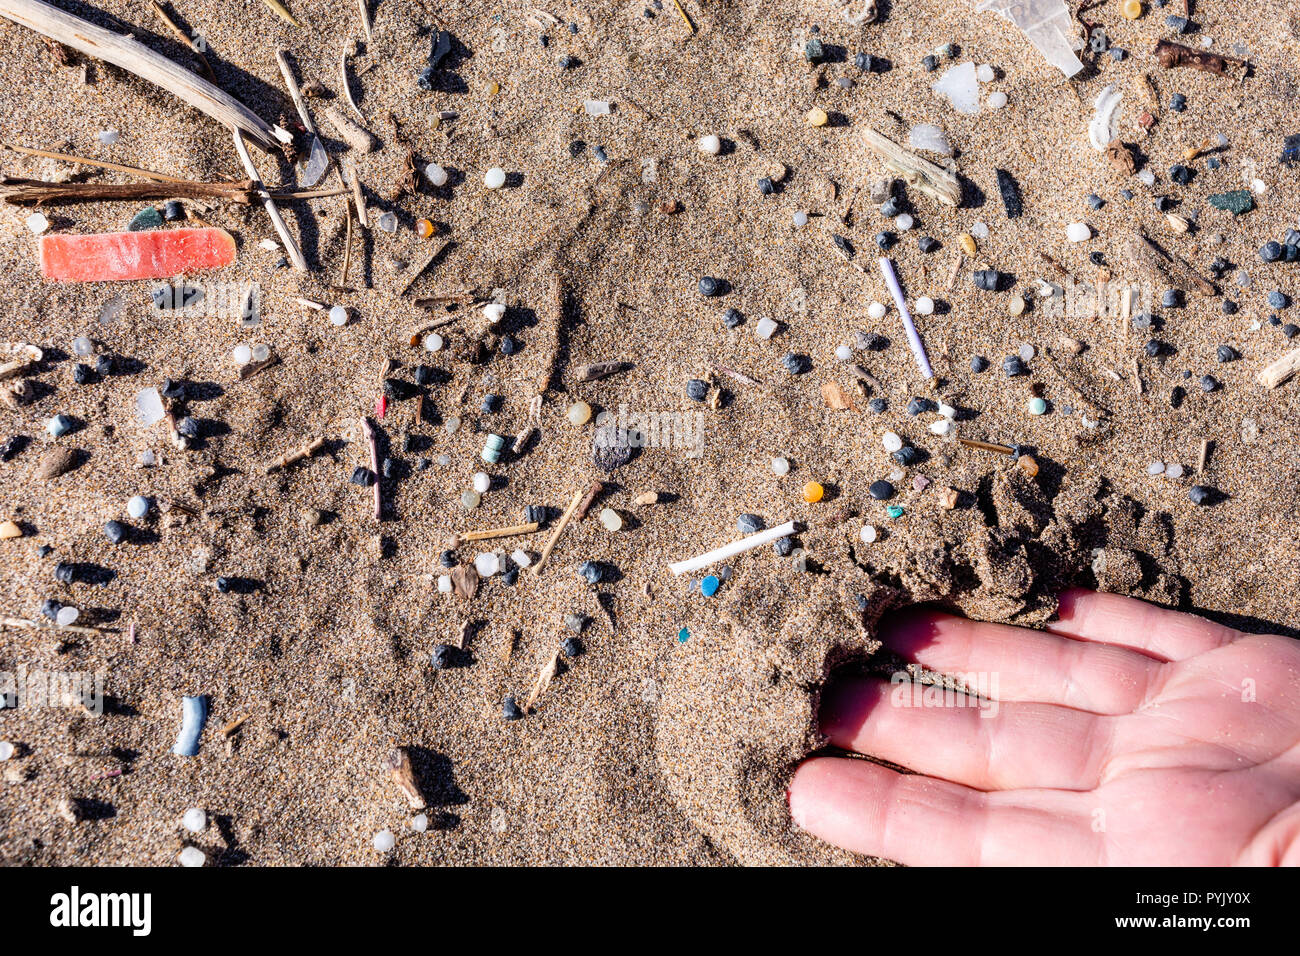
[789,590,1300,865]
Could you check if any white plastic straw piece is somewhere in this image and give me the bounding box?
[877,257,933,380]
[668,520,797,576]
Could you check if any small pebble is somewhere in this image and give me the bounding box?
[502,696,523,720]
[737,513,764,534]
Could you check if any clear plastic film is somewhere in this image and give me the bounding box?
[973,0,1085,77]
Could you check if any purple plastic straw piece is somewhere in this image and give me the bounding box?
[877,257,933,380]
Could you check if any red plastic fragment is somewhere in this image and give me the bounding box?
[40,227,237,282]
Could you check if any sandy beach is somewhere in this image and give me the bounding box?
[0,0,1298,865]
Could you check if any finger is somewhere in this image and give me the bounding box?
[880,609,1163,714]
[788,756,1101,865]
[820,676,1113,790]
[1051,589,1239,661]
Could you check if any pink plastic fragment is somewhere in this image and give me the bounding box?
[40,227,237,282]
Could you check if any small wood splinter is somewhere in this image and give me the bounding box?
[531,482,597,574]
[263,436,325,474]
[382,747,426,809]
[447,521,540,548]
[957,438,1016,455]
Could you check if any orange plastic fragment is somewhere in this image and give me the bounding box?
[40,228,237,282]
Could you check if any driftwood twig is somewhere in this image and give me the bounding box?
[0,0,284,150]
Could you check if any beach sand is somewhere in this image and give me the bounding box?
[1,0,1298,865]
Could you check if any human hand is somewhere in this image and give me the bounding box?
[788,589,1300,865]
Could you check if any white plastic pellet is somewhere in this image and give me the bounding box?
[755,317,778,340]
[484,167,506,189]
[56,606,80,627]
[771,456,790,476]
[475,552,500,577]
[697,134,721,155]
[0,741,14,761]
[411,814,429,832]
[437,575,452,593]
[859,525,877,544]
[835,345,853,361]
[1166,463,1184,479]
[328,305,348,326]
[867,301,887,319]
[988,91,1008,110]
[482,303,506,323]
[423,333,444,352]
[424,163,448,187]
[1067,222,1092,243]
[511,549,532,568]
[472,472,491,493]
[915,297,935,315]
[599,508,623,531]
[895,213,915,231]
[373,830,396,853]
[1147,462,1165,475]
[26,212,50,234]
[882,431,903,453]
[127,495,150,519]
[231,344,252,366]
[182,808,207,832]
[976,64,995,82]
[792,211,808,227]
[178,847,206,867]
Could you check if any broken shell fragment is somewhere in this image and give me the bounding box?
[1089,85,1123,151]
[0,343,43,381]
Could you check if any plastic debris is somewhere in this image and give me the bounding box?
[299,135,328,188]
[1089,85,1123,151]
[932,62,979,114]
[171,695,208,757]
[1208,190,1255,215]
[973,0,1084,78]
[41,228,236,282]
[135,387,165,426]
[908,123,952,156]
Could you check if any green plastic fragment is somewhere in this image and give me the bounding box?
[128,206,164,231]
[1207,190,1254,215]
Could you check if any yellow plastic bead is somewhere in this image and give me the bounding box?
[487,80,500,96]
[803,481,824,503]
[806,108,829,128]
[958,233,977,256]
[1120,0,1143,20]
[416,218,435,239]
